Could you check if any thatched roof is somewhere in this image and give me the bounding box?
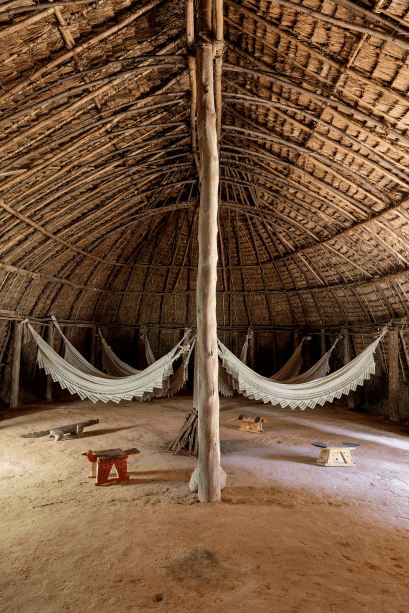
[2,0,409,336]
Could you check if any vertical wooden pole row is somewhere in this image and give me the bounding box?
[343,328,355,409]
[45,324,54,401]
[9,321,23,409]
[389,327,400,422]
[195,0,221,502]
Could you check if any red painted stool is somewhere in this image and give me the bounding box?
[83,448,140,485]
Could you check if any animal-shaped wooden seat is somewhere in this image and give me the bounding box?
[83,448,140,485]
[225,415,268,433]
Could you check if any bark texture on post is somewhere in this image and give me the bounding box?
[343,328,355,409]
[45,325,54,401]
[9,321,23,408]
[389,327,400,423]
[195,0,221,503]
[90,326,97,367]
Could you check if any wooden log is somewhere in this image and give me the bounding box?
[293,328,299,352]
[248,330,255,370]
[195,0,221,503]
[321,328,326,357]
[343,328,355,409]
[9,321,23,409]
[389,328,400,423]
[90,326,97,367]
[45,325,54,401]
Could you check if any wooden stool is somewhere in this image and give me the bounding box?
[225,415,268,433]
[83,448,140,485]
[312,442,359,467]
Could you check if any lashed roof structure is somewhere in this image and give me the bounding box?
[2,0,409,336]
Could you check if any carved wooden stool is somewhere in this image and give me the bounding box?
[83,448,140,485]
[312,442,359,467]
[225,415,268,433]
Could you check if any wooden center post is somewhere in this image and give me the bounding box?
[194,0,223,502]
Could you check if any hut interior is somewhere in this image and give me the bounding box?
[1,0,409,610]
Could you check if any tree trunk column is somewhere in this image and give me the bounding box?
[195,0,221,503]
[343,328,355,409]
[45,325,54,401]
[9,321,23,409]
[389,327,400,422]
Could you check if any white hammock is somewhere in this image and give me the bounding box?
[218,330,253,396]
[279,336,340,384]
[98,327,193,398]
[100,332,140,377]
[25,320,190,403]
[270,336,310,381]
[218,331,386,410]
[140,328,156,366]
[52,317,117,380]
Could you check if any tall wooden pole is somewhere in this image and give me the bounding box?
[293,328,299,352]
[195,0,221,502]
[45,324,54,401]
[320,327,326,357]
[343,327,355,409]
[9,321,23,408]
[90,326,97,367]
[389,327,400,422]
[248,330,255,370]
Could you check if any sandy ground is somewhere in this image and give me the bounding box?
[1,391,409,613]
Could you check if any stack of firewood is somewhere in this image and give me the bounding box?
[168,409,198,456]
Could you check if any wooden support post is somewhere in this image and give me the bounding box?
[389,327,400,423]
[293,328,299,352]
[9,321,23,408]
[90,326,97,367]
[195,0,221,503]
[343,328,355,409]
[248,330,255,370]
[321,327,326,357]
[45,325,54,401]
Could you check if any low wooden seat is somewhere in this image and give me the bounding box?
[83,448,139,485]
[312,442,359,467]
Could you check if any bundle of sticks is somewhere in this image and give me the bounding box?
[168,409,198,456]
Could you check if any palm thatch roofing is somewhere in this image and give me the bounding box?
[2,0,409,356]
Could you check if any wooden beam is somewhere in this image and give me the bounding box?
[248,330,255,370]
[321,328,326,357]
[389,328,400,423]
[343,328,355,409]
[195,0,221,503]
[45,325,54,401]
[9,321,23,408]
[293,328,299,352]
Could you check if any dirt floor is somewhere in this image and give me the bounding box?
[1,391,409,613]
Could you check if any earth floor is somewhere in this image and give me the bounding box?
[1,391,409,613]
